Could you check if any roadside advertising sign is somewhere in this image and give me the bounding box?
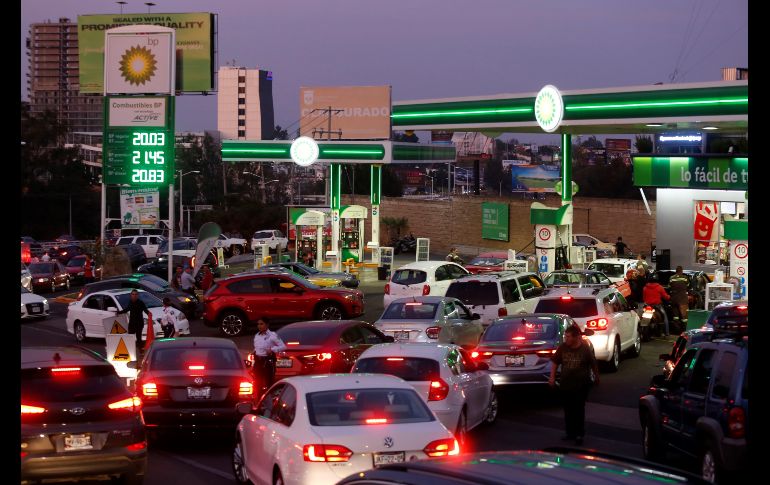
[693,201,720,242]
[120,188,160,228]
[299,86,391,140]
[481,202,509,241]
[729,241,748,299]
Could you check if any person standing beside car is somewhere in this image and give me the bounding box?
[83,254,95,284]
[668,266,690,334]
[615,237,630,257]
[252,318,286,394]
[180,267,196,297]
[549,325,599,446]
[116,289,152,349]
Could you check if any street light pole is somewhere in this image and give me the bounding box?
[177,170,200,235]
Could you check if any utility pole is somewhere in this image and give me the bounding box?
[310,106,343,206]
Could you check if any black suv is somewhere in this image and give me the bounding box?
[21,346,147,483]
[77,273,200,319]
[639,322,747,483]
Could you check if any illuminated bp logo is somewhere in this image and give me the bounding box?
[119,46,158,86]
[534,85,564,133]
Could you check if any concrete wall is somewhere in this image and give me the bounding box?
[656,188,745,272]
[342,194,656,258]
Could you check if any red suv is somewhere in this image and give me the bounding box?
[203,272,365,336]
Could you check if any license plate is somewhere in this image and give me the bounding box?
[505,355,525,367]
[30,306,42,314]
[276,358,293,368]
[64,434,93,451]
[187,386,211,399]
[643,311,655,319]
[394,331,410,342]
[373,451,405,467]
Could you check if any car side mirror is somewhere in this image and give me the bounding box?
[471,313,481,320]
[107,306,118,312]
[126,361,139,369]
[659,353,670,361]
[236,402,254,415]
[383,335,395,343]
[582,329,595,336]
[475,362,489,371]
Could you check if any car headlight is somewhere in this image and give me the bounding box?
[344,294,355,300]
[42,299,48,305]
[38,278,48,282]
[178,296,192,303]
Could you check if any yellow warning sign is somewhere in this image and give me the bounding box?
[113,338,131,361]
[110,320,127,334]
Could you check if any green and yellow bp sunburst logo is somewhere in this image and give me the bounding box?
[535,85,564,133]
[119,45,158,86]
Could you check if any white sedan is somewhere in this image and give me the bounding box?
[65,289,186,342]
[383,261,470,308]
[21,286,49,319]
[232,374,458,485]
[352,343,496,447]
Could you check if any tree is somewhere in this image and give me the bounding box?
[581,136,604,149]
[272,125,289,140]
[635,135,653,153]
[381,165,403,196]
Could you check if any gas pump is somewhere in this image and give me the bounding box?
[293,210,326,270]
[339,205,368,263]
[530,202,573,277]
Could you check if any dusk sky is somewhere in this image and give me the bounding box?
[22,0,748,144]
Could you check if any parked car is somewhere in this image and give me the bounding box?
[115,235,165,259]
[384,261,470,308]
[534,287,641,372]
[471,313,588,387]
[587,258,640,284]
[137,255,221,282]
[659,328,713,378]
[76,274,200,320]
[232,374,458,485]
[52,245,85,264]
[116,243,148,269]
[445,271,546,326]
[656,269,709,310]
[133,337,254,437]
[156,238,197,258]
[55,234,77,243]
[270,320,393,379]
[639,323,748,483]
[21,346,147,484]
[202,272,365,337]
[545,269,631,298]
[336,449,712,485]
[21,286,49,319]
[573,233,616,253]
[464,251,509,274]
[703,300,747,330]
[66,289,167,342]
[64,255,102,283]
[21,261,32,292]
[374,296,483,349]
[353,342,497,447]
[215,233,248,256]
[250,229,288,252]
[262,261,359,288]
[28,261,70,293]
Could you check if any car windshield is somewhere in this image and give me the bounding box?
[391,269,426,285]
[353,357,441,381]
[293,262,319,275]
[158,240,194,252]
[253,231,272,239]
[66,257,86,267]
[149,347,243,371]
[482,317,559,341]
[277,326,332,346]
[29,263,54,273]
[21,365,128,403]
[468,256,506,267]
[587,263,625,278]
[382,302,439,320]
[534,298,599,318]
[138,274,170,291]
[544,272,588,286]
[115,292,163,309]
[445,281,498,305]
[306,388,434,426]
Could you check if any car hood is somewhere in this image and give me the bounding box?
[21,293,47,304]
[30,271,54,278]
[316,287,362,298]
[317,272,356,280]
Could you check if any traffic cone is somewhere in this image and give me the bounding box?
[144,313,155,350]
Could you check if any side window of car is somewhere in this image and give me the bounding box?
[84,295,102,310]
[149,237,159,244]
[711,352,737,400]
[669,349,698,388]
[615,293,629,312]
[275,384,297,426]
[340,327,365,345]
[602,296,614,314]
[457,349,475,373]
[444,301,459,319]
[256,383,285,420]
[501,280,521,303]
[434,266,450,282]
[135,237,147,245]
[448,264,468,279]
[104,296,118,310]
[455,301,472,319]
[273,278,298,294]
[688,349,717,395]
[359,326,385,344]
[446,349,461,376]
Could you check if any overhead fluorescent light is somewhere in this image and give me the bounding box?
[702,126,719,130]
[645,123,663,127]
[659,135,702,142]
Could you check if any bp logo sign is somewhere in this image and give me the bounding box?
[534,85,564,133]
[290,136,320,167]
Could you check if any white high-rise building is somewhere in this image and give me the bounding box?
[217,66,275,140]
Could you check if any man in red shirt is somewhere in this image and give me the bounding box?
[83,254,95,284]
[643,276,671,336]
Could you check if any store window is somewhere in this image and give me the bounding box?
[693,200,746,266]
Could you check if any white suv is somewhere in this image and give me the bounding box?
[383,261,470,308]
[115,235,165,259]
[533,287,641,372]
[445,271,546,326]
[586,258,639,284]
[250,229,288,252]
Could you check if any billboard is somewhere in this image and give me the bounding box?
[481,202,509,241]
[299,86,391,140]
[509,161,560,193]
[78,13,215,93]
[120,188,160,228]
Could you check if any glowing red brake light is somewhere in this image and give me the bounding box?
[303,444,353,462]
[384,284,390,295]
[21,404,46,414]
[108,396,142,411]
[126,441,147,452]
[424,438,460,457]
[188,365,205,371]
[238,381,253,396]
[422,284,431,296]
[365,418,388,424]
[537,349,557,355]
[428,378,449,401]
[316,353,332,361]
[736,305,747,311]
[471,351,479,359]
[587,318,609,330]
[498,307,508,317]
[425,326,441,339]
[142,382,158,398]
[51,367,81,376]
[560,295,573,301]
[386,357,404,361]
[287,342,300,346]
[728,407,746,438]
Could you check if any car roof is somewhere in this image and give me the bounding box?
[589,258,637,264]
[281,373,413,393]
[21,346,108,370]
[495,313,568,322]
[390,295,449,304]
[548,269,605,275]
[91,288,149,296]
[359,342,456,360]
[541,287,608,298]
[454,271,535,281]
[148,337,238,350]
[395,261,459,271]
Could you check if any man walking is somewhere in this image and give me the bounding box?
[615,237,630,257]
[83,254,95,284]
[180,266,197,297]
[116,289,152,350]
[549,325,599,446]
[668,266,690,334]
[252,318,286,395]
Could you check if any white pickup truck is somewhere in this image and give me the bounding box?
[214,234,248,256]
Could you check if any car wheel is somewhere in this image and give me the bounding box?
[232,435,250,485]
[316,303,344,320]
[483,390,498,425]
[273,468,284,485]
[603,338,621,373]
[701,440,721,484]
[455,408,468,448]
[74,321,86,342]
[231,245,242,256]
[629,329,641,357]
[641,417,664,461]
[220,311,246,337]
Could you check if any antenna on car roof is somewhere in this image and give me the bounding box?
[192,340,197,347]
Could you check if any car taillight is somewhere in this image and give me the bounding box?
[471,351,479,359]
[188,365,205,371]
[472,351,493,359]
[498,307,508,317]
[561,295,573,301]
[316,353,332,361]
[426,326,441,339]
[126,441,147,452]
[384,284,390,295]
[51,367,81,376]
[303,444,353,462]
[142,382,158,398]
[424,438,460,457]
[21,404,46,414]
[365,418,388,424]
[537,349,556,355]
[586,318,609,330]
[108,396,142,411]
[238,381,253,396]
[428,378,449,401]
[644,306,654,312]
[728,406,746,439]
[422,284,431,296]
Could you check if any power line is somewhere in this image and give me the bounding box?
[678,23,747,81]
[679,0,724,74]
[671,0,705,82]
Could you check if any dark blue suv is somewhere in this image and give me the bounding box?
[639,322,747,483]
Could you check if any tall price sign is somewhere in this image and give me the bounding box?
[103,96,175,186]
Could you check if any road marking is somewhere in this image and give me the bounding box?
[159,452,233,480]
[21,324,72,337]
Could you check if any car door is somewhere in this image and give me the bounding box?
[227,278,272,322]
[338,326,366,372]
[501,278,523,314]
[660,349,698,448]
[614,292,636,348]
[515,275,545,313]
[79,295,108,336]
[146,236,160,258]
[445,301,483,347]
[268,277,308,319]
[457,348,490,428]
[679,348,717,451]
[245,383,286,483]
